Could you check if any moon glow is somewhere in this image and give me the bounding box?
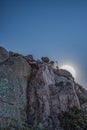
[60,65,76,78]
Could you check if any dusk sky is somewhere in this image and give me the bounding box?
[0,0,87,88]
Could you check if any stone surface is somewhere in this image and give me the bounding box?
[75,84,87,105]
[0,55,31,128]
[57,69,74,80]
[9,51,21,57]
[25,54,35,62]
[0,47,87,130]
[0,46,9,63]
[27,64,80,130]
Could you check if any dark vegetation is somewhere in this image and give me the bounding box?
[41,57,50,63]
[77,85,87,105]
[58,107,87,130]
[78,94,87,105]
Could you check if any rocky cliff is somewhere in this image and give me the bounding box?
[0,47,87,130]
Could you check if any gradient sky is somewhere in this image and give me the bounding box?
[0,0,87,88]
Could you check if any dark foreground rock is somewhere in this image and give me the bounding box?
[0,47,87,130]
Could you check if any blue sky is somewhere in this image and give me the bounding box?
[0,0,87,87]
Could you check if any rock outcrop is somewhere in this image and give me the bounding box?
[0,46,87,130]
[27,64,80,130]
[0,49,31,129]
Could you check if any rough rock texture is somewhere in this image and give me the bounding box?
[27,63,80,130]
[75,84,87,105]
[0,52,31,129]
[0,47,87,130]
[0,46,9,63]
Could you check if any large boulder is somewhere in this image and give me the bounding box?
[0,46,9,63]
[0,55,31,129]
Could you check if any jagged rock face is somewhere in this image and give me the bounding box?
[0,47,86,130]
[0,54,31,128]
[27,63,80,130]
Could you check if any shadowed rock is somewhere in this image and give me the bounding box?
[27,63,80,130]
[0,46,9,63]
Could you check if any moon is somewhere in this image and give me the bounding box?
[60,65,76,78]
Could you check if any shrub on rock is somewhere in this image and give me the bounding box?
[58,107,87,130]
[41,57,50,63]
